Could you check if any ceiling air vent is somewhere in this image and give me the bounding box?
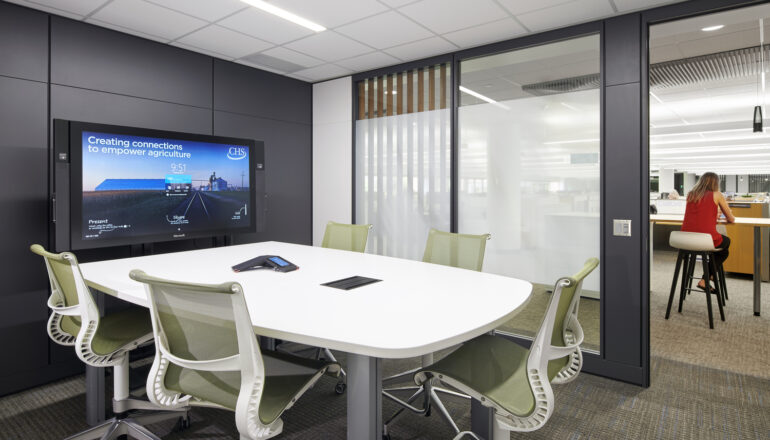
[521,45,770,96]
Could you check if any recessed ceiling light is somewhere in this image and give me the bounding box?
[701,25,724,32]
[459,86,510,110]
[241,0,326,32]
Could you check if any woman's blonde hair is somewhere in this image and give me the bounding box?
[687,172,720,203]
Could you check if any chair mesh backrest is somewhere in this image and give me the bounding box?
[543,258,599,379]
[149,283,240,363]
[30,245,86,334]
[422,228,490,271]
[321,221,371,253]
[30,245,80,308]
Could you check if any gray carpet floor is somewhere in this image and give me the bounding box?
[651,251,770,379]
[0,354,768,440]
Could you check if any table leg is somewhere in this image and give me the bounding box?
[471,398,493,439]
[347,353,382,439]
[754,226,761,317]
[85,365,105,426]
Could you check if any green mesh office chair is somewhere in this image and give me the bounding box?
[30,244,187,440]
[129,270,340,440]
[420,258,599,440]
[278,221,372,394]
[382,228,491,438]
[321,220,372,253]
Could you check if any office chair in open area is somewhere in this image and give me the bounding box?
[30,244,187,440]
[130,270,340,440]
[278,220,372,394]
[382,228,490,438]
[418,258,599,440]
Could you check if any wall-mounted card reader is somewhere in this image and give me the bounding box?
[613,219,632,237]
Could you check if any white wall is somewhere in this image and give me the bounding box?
[738,175,749,193]
[659,168,674,194]
[312,77,353,246]
[725,174,736,192]
[683,172,696,194]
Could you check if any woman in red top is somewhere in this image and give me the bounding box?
[681,172,735,290]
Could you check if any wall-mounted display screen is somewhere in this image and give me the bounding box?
[60,121,264,250]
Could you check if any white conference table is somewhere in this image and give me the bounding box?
[80,241,533,439]
[650,214,768,316]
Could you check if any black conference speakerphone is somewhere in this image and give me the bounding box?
[232,255,298,273]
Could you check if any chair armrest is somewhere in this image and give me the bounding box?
[546,343,582,360]
[47,295,81,316]
[158,344,241,372]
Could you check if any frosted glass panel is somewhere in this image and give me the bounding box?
[459,34,601,350]
[355,109,451,259]
[354,64,452,260]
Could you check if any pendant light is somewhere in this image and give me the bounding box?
[755,19,765,133]
[754,106,763,132]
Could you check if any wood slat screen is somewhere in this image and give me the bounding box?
[356,63,451,120]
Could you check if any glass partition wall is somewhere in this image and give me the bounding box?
[458,34,602,352]
[355,63,451,260]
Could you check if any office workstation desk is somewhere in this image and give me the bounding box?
[650,214,768,316]
[80,241,533,439]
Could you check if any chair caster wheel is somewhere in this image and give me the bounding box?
[335,381,347,395]
[424,408,431,417]
[173,414,191,432]
[382,434,392,440]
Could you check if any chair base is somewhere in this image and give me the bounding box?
[383,381,461,438]
[64,410,188,440]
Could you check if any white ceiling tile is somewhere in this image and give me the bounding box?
[239,52,304,72]
[613,0,684,13]
[169,41,232,59]
[24,0,109,16]
[219,7,314,45]
[384,36,456,62]
[144,0,248,21]
[176,25,273,58]
[443,18,526,48]
[285,31,372,62]
[293,64,353,82]
[233,59,287,75]
[399,0,508,34]
[91,0,207,40]
[378,0,420,7]
[336,11,433,49]
[516,0,614,33]
[86,18,171,43]
[4,0,87,19]
[496,0,573,16]
[269,0,387,28]
[336,51,402,71]
[260,47,324,68]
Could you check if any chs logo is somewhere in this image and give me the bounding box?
[227,147,248,160]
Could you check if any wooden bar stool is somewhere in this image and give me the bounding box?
[665,231,726,329]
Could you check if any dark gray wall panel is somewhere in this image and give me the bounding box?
[0,76,48,148]
[0,77,48,293]
[605,14,641,86]
[214,111,311,245]
[51,17,212,109]
[0,291,48,376]
[0,2,48,82]
[50,85,213,135]
[214,60,312,125]
[604,82,642,366]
